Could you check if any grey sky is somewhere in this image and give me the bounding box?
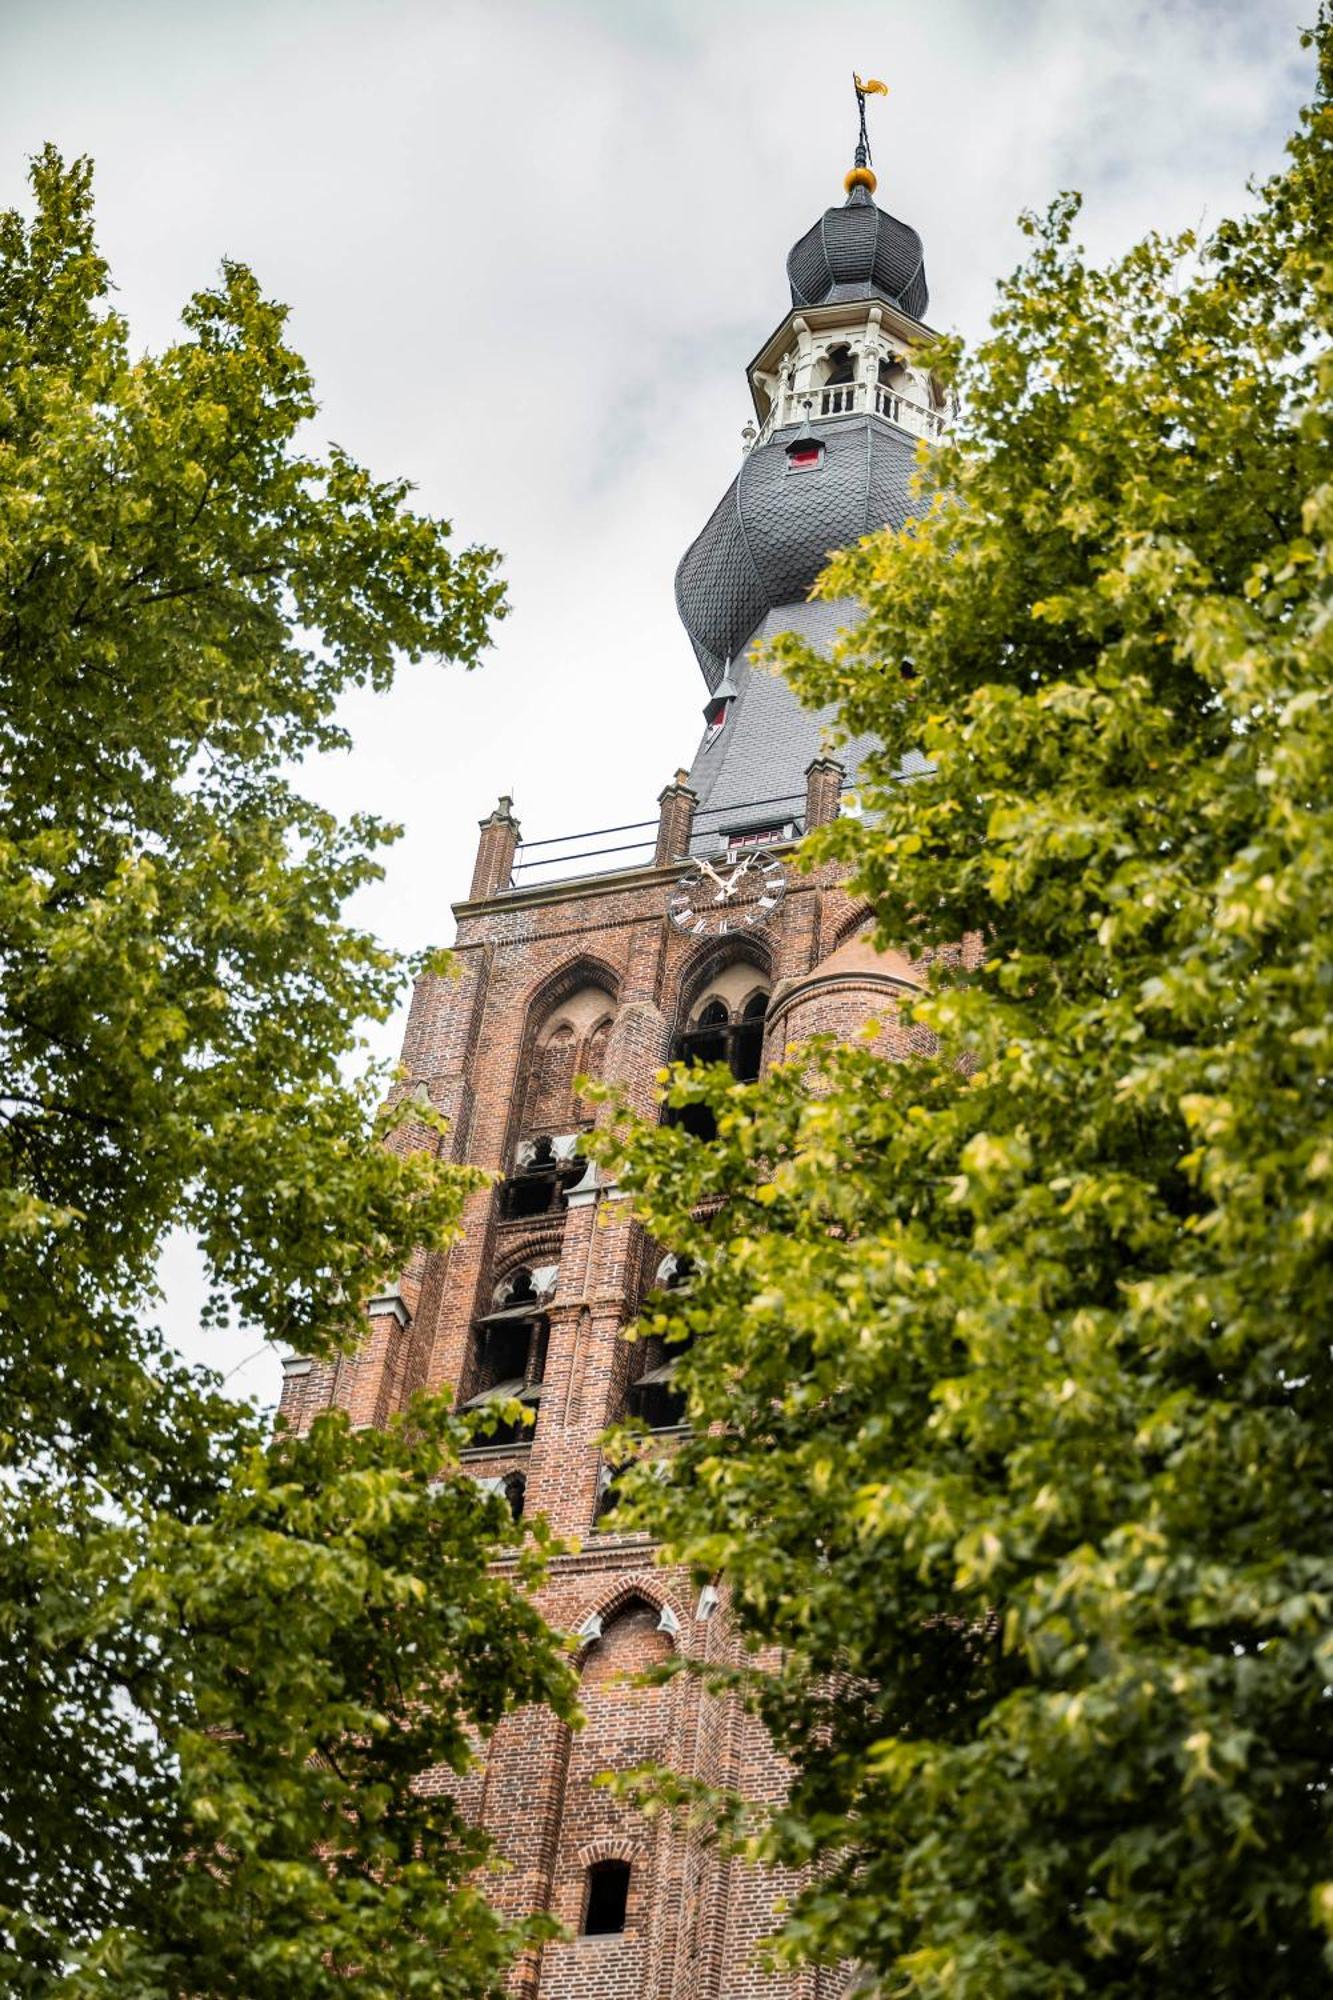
[0,0,1314,1407]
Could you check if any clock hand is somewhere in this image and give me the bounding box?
[721,860,748,899]
[695,857,727,892]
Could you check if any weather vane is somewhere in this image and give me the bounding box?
[847,72,888,195]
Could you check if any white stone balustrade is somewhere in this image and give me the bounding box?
[749,376,947,450]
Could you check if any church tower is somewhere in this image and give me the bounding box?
[280,95,943,2000]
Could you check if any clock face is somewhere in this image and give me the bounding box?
[667,850,787,936]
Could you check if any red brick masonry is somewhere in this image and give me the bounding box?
[279,788,948,1999]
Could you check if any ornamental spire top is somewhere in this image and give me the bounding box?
[847,72,888,197]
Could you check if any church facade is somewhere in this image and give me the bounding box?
[279,123,944,2000]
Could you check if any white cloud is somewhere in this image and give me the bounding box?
[0,0,1313,1407]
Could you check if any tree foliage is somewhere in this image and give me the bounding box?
[0,150,575,1994]
[602,23,1333,1996]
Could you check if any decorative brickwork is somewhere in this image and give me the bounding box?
[804,755,845,830]
[655,773,698,867]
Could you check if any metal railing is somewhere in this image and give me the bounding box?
[507,790,810,892]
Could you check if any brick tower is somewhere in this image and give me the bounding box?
[280,105,945,1999]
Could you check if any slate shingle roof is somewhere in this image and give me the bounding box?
[786,185,929,318]
[674,416,921,691]
[683,598,930,844]
[670,184,935,836]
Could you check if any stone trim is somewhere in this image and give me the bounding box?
[570,1573,689,1655]
[366,1291,411,1329]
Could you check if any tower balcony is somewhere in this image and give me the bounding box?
[749,376,947,452]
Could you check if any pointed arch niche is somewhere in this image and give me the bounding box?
[499,959,620,1220]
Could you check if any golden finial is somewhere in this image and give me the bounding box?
[846,73,888,195]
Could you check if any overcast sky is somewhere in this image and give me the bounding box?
[1,0,1315,1408]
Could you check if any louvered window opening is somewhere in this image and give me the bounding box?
[667,991,768,1142]
[627,1253,695,1433]
[463,1271,550,1447]
[626,1332,689,1432]
[499,1136,587,1219]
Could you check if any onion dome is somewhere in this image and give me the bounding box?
[675,417,918,690]
[786,181,928,318]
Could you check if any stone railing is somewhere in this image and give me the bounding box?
[872,383,947,438]
[750,379,947,449]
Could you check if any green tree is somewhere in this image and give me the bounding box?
[0,151,574,1995]
[601,22,1333,1997]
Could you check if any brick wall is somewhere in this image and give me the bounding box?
[279,825,918,1999]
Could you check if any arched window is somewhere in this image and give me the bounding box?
[595,1461,622,1525]
[875,353,912,422]
[820,342,856,416]
[668,984,769,1140]
[733,990,767,1082]
[675,988,768,1078]
[824,342,855,386]
[470,1467,527,1522]
[582,1859,631,1936]
[461,1265,554,1448]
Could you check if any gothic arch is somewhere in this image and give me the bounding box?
[508,954,622,1154]
[486,1253,560,1302]
[573,1574,686,1658]
[670,931,774,1037]
[520,952,621,1029]
[580,1598,677,1693]
[487,1232,563,1294]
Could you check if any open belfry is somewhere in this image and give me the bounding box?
[280,84,945,1999]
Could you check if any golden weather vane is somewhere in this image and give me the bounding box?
[847,73,889,196]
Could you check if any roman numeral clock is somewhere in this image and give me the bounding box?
[667,849,787,936]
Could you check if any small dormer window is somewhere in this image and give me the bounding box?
[786,439,823,473]
[701,693,729,751]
